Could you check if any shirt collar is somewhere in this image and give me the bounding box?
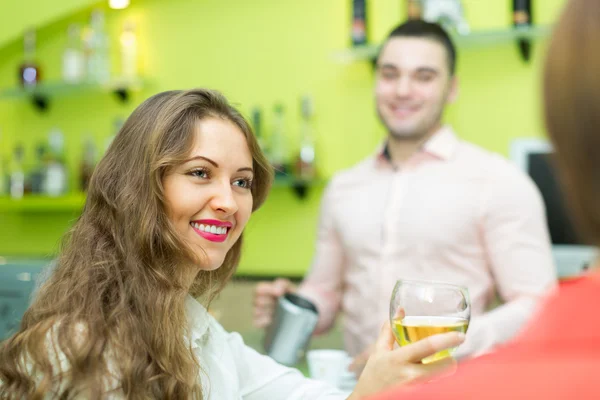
[422,125,459,161]
[376,125,459,166]
[185,294,210,349]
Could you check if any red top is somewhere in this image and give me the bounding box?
[370,276,600,400]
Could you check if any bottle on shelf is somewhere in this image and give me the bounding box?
[86,10,111,83]
[29,143,48,194]
[105,117,124,154]
[513,0,533,61]
[18,29,42,88]
[0,157,5,196]
[294,95,316,181]
[0,129,6,196]
[44,128,68,197]
[513,0,532,27]
[119,19,138,80]
[406,0,423,20]
[251,106,270,159]
[9,144,25,199]
[269,103,289,177]
[80,135,97,192]
[62,24,85,83]
[351,0,368,46]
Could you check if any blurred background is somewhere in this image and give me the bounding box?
[0,0,572,345]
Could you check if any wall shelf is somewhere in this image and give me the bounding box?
[272,175,325,199]
[0,77,148,111]
[0,176,326,211]
[0,193,86,213]
[331,25,553,63]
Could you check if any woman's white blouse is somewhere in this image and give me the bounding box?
[6,296,349,399]
[185,295,348,399]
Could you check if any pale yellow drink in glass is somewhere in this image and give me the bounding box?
[392,316,469,364]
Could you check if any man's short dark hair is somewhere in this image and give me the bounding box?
[380,20,457,75]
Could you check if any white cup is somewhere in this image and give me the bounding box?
[306,349,356,390]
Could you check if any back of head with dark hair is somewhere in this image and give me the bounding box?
[382,19,457,75]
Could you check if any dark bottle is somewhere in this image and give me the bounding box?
[351,0,368,46]
[513,0,532,26]
[19,30,42,87]
[513,0,533,61]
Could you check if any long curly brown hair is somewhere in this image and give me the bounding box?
[0,89,273,399]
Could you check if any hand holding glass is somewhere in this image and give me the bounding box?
[389,279,470,364]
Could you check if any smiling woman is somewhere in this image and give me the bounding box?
[163,117,256,271]
[0,88,465,400]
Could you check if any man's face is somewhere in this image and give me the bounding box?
[374,37,457,141]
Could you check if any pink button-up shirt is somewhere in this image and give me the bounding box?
[298,126,557,359]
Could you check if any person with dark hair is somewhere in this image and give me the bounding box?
[371,1,600,397]
[0,88,464,399]
[254,19,556,370]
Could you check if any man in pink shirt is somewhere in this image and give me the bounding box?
[253,20,556,365]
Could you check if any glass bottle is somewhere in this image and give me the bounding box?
[86,10,110,83]
[119,20,138,79]
[62,24,85,83]
[105,117,124,154]
[44,128,68,197]
[0,129,6,196]
[407,0,423,20]
[19,30,42,87]
[29,143,48,194]
[513,0,533,61]
[80,135,97,192]
[9,145,25,199]
[295,95,316,181]
[351,0,368,46]
[270,103,288,177]
[251,106,270,158]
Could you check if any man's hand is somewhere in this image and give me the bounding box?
[252,278,297,328]
[349,344,375,378]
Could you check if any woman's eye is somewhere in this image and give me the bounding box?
[233,178,253,189]
[189,169,209,179]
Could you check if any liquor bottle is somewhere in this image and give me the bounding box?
[9,145,25,199]
[80,135,97,192]
[119,20,138,79]
[29,143,48,194]
[351,0,368,46]
[0,129,6,196]
[0,156,5,196]
[295,95,316,181]
[105,117,124,154]
[270,103,288,177]
[86,10,110,83]
[18,30,42,87]
[407,0,423,20]
[251,107,270,158]
[513,0,533,61]
[44,128,68,197]
[62,24,85,83]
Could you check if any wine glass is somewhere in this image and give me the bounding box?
[389,279,470,364]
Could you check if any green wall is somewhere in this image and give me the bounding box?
[0,0,566,276]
